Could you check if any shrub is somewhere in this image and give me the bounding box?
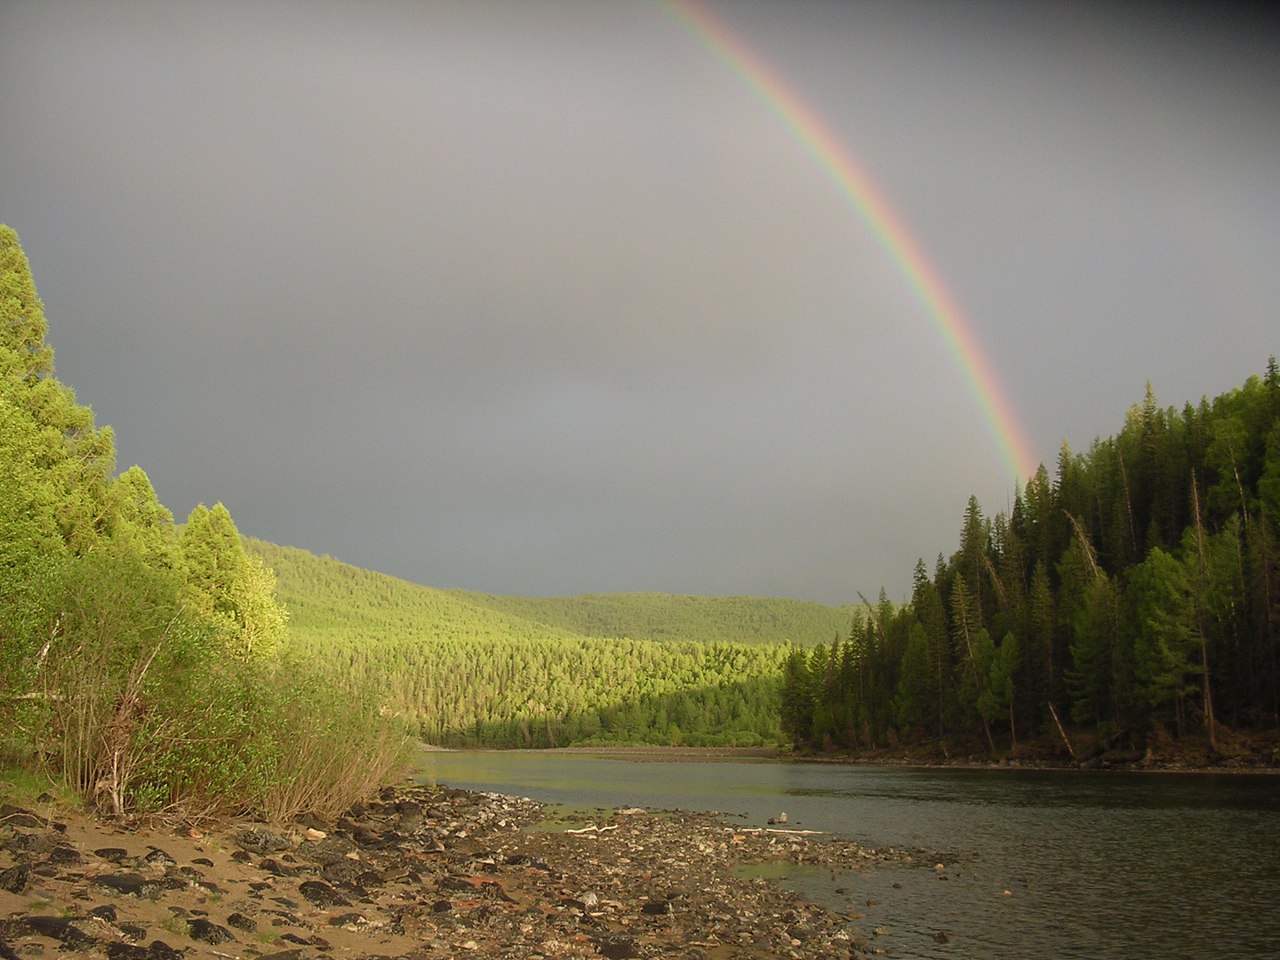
[26,547,407,819]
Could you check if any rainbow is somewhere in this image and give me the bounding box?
[663,0,1040,484]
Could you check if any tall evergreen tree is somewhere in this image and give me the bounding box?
[180,504,287,661]
[0,225,115,555]
[1128,547,1197,733]
[779,648,814,748]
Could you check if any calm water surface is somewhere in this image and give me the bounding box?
[416,751,1280,959]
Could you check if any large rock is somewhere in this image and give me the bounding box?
[234,828,293,854]
[592,934,643,959]
[225,912,257,932]
[17,916,96,949]
[93,874,161,899]
[105,942,183,960]
[188,918,235,944]
[299,879,351,907]
[0,806,43,829]
[0,865,29,894]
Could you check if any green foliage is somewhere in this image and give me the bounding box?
[0,225,401,818]
[1128,548,1197,717]
[248,539,793,747]
[791,359,1280,758]
[779,649,814,747]
[980,632,1020,743]
[180,504,288,661]
[0,231,114,553]
[450,589,859,647]
[894,624,933,735]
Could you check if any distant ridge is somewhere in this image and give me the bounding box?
[242,539,849,747]
[447,590,861,647]
[249,538,858,648]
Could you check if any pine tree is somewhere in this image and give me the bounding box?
[911,561,950,738]
[980,632,1021,749]
[779,648,814,749]
[1028,560,1057,727]
[1127,547,1197,734]
[894,623,933,737]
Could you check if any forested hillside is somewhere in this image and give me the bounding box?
[449,591,860,647]
[784,365,1280,764]
[250,540,798,747]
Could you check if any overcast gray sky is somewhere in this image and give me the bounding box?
[2,0,1277,604]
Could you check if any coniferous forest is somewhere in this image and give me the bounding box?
[248,539,837,747]
[783,367,1280,762]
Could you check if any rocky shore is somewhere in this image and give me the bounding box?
[0,784,906,959]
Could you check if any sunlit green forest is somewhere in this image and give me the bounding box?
[449,590,859,646]
[251,540,853,747]
[784,364,1280,763]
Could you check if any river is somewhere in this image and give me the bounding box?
[415,750,1280,959]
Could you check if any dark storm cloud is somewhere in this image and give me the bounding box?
[2,0,1277,602]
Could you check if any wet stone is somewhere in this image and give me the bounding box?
[296,835,357,865]
[188,917,235,944]
[105,941,183,960]
[319,859,361,883]
[47,844,83,866]
[260,857,298,876]
[235,828,293,855]
[225,911,257,931]
[0,806,43,829]
[0,865,29,894]
[143,847,176,867]
[328,911,367,927]
[294,812,330,833]
[337,880,371,901]
[299,879,350,907]
[22,916,96,948]
[592,933,644,959]
[439,875,476,892]
[396,800,424,832]
[346,824,390,848]
[93,873,159,899]
[94,847,130,863]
